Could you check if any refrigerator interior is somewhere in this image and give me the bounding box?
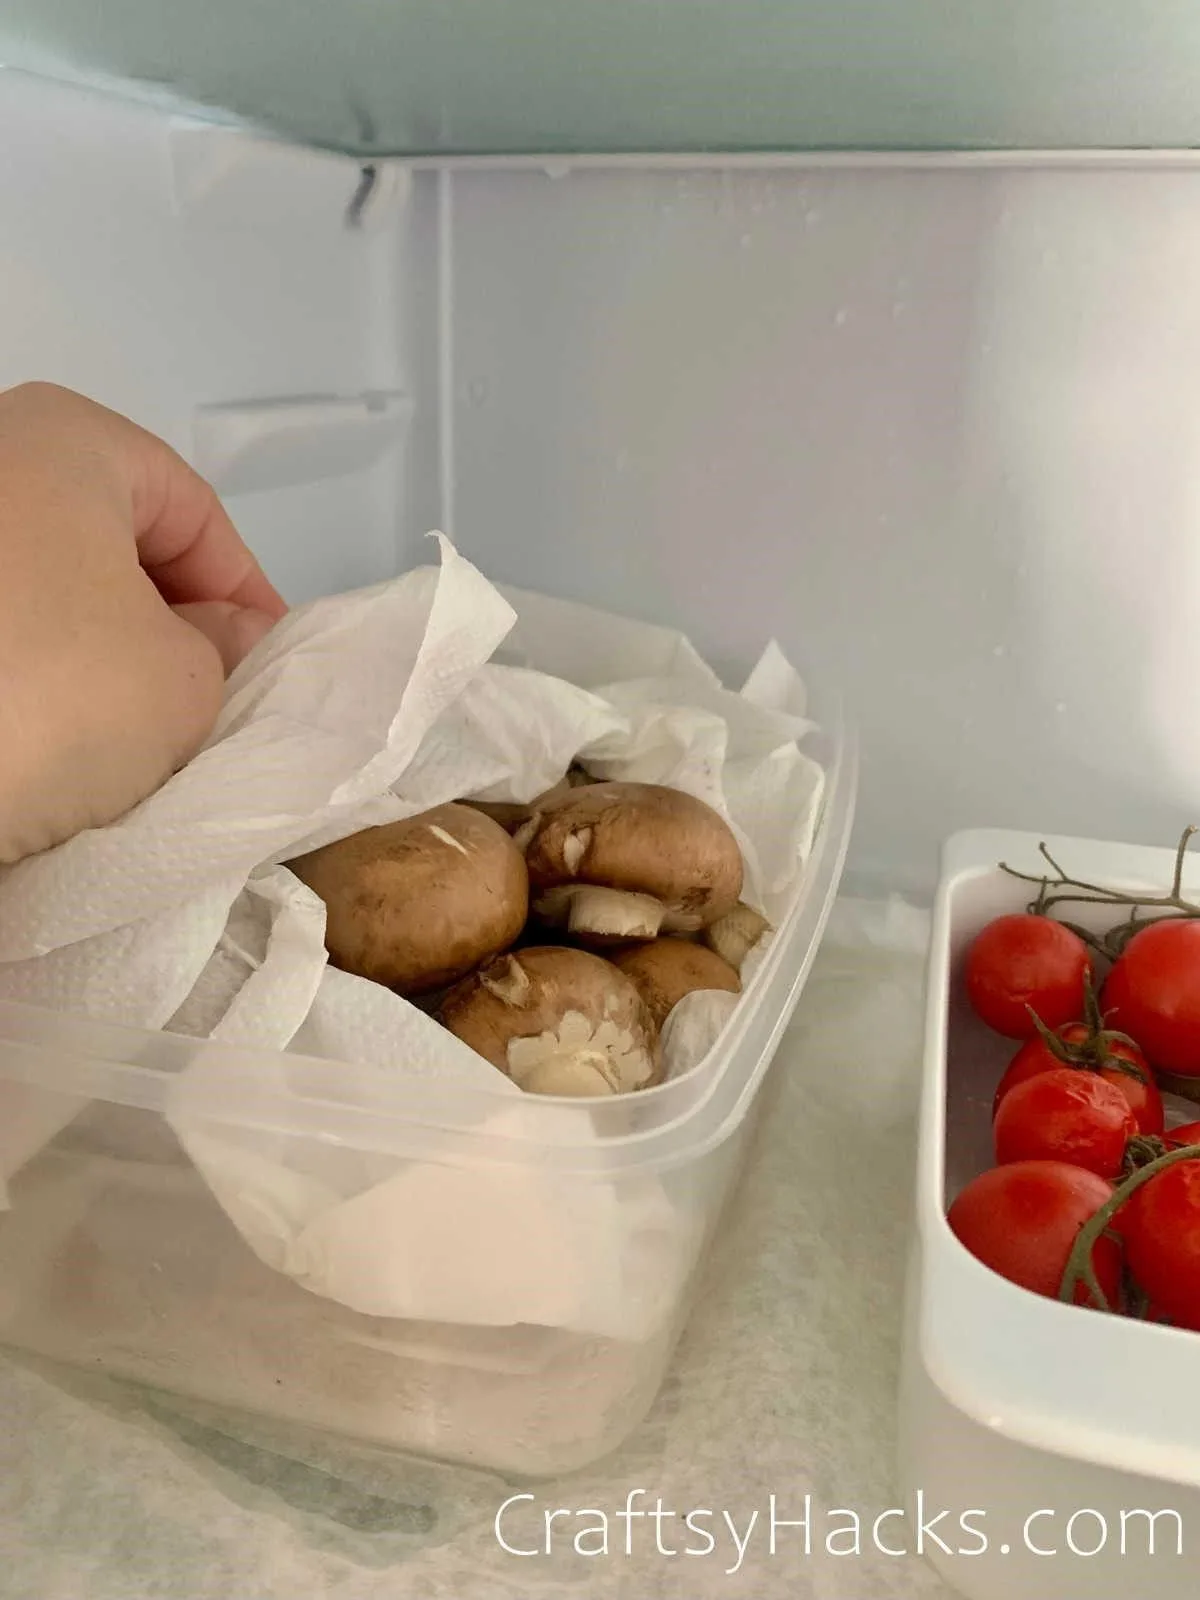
[5,29,1200,1598]
[4,66,1200,900]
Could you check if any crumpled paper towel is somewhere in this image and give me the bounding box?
[0,535,825,1339]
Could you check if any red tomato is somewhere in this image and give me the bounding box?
[948,1160,1120,1306]
[1103,921,1200,1076]
[992,1024,1163,1135]
[993,1069,1137,1179]
[965,915,1091,1038]
[1121,1158,1200,1329]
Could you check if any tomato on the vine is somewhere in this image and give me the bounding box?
[992,1069,1137,1179]
[1169,1120,1200,1147]
[992,1023,1163,1135]
[1103,920,1200,1076]
[964,914,1091,1038]
[947,1160,1121,1306]
[1119,1158,1200,1330]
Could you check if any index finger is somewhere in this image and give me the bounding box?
[122,419,287,618]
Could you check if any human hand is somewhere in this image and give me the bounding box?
[0,382,287,862]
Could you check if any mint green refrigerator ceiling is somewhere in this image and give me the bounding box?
[4,1,1200,156]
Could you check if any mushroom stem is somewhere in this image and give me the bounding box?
[704,902,771,972]
[537,885,666,941]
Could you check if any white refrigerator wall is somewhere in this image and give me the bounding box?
[5,71,1200,896]
[446,164,1200,896]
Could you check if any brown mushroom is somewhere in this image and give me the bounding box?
[438,946,661,1097]
[285,803,528,995]
[703,902,773,972]
[609,938,740,1031]
[517,782,743,943]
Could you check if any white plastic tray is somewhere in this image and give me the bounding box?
[901,828,1200,1600]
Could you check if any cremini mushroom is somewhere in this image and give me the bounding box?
[437,945,661,1096]
[286,802,528,995]
[518,781,743,943]
[703,902,772,972]
[610,938,740,1031]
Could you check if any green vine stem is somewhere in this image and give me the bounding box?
[1024,977,1149,1083]
[1059,1141,1200,1309]
[1122,1134,1173,1174]
[1000,826,1200,962]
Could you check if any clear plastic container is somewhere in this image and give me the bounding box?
[901,829,1200,1600]
[0,691,855,1478]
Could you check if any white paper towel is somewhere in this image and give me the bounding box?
[165,867,331,1047]
[0,535,826,1338]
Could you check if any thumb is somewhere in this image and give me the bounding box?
[171,601,278,674]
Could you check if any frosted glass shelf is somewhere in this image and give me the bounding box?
[4,2,1200,159]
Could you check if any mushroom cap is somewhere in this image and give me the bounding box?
[520,782,743,933]
[438,945,662,1096]
[286,802,528,995]
[609,938,740,1031]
